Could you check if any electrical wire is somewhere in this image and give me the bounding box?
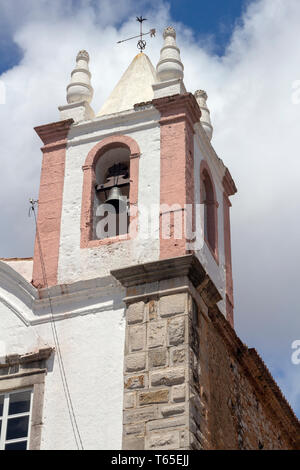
[29,199,84,450]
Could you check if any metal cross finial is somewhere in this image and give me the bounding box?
[117,16,156,52]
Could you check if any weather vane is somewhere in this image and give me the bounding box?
[117,16,156,52]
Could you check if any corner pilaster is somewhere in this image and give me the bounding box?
[32,119,74,288]
[111,255,221,450]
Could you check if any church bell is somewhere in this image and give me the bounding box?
[105,186,127,214]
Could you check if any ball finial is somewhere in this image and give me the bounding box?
[76,50,90,62]
[163,26,176,39]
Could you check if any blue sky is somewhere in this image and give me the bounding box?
[170,0,249,54]
[0,0,299,421]
[0,0,249,75]
[0,34,22,75]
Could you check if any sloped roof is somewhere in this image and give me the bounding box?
[97,53,157,117]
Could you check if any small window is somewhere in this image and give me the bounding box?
[201,168,218,258]
[0,389,33,451]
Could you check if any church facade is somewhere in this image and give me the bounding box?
[0,27,299,450]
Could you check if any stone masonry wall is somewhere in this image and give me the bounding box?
[123,292,193,450]
[123,292,299,450]
[116,256,299,451]
[191,306,299,450]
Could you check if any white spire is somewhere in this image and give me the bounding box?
[156,27,184,81]
[67,50,93,104]
[97,53,157,117]
[153,26,186,99]
[194,90,213,141]
[59,50,95,123]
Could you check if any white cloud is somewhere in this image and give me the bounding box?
[0,0,299,415]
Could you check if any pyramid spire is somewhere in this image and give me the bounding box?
[97,53,157,117]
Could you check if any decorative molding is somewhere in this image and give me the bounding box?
[223,167,237,197]
[0,360,51,451]
[34,119,74,146]
[0,261,124,326]
[1,347,54,368]
[152,93,201,128]
[111,254,221,307]
[0,296,30,327]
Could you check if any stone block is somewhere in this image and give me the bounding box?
[146,430,180,450]
[146,415,186,432]
[160,294,186,318]
[129,324,146,352]
[124,406,158,425]
[168,317,185,346]
[126,353,146,373]
[124,423,145,436]
[148,300,158,321]
[127,302,145,324]
[149,349,167,368]
[151,368,185,387]
[172,384,186,403]
[124,374,146,390]
[124,392,136,409]
[123,436,145,450]
[161,404,186,418]
[180,430,189,449]
[148,321,166,349]
[171,347,186,365]
[139,390,169,406]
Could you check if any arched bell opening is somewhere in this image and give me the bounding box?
[200,164,218,261]
[94,147,130,239]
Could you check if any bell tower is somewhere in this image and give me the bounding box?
[31,26,237,450]
[26,25,300,452]
[0,19,295,451]
[32,26,236,321]
[32,25,236,322]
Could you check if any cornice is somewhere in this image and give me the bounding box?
[34,119,74,146]
[111,254,221,307]
[69,105,159,133]
[223,167,237,196]
[66,107,160,149]
[152,92,201,126]
[0,347,54,369]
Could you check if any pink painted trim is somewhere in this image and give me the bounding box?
[153,94,199,260]
[200,160,219,264]
[80,135,140,249]
[32,120,73,288]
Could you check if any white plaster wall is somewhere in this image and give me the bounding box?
[193,130,227,316]
[0,264,126,450]
[58,108,161,285]
[40,306,125,450]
